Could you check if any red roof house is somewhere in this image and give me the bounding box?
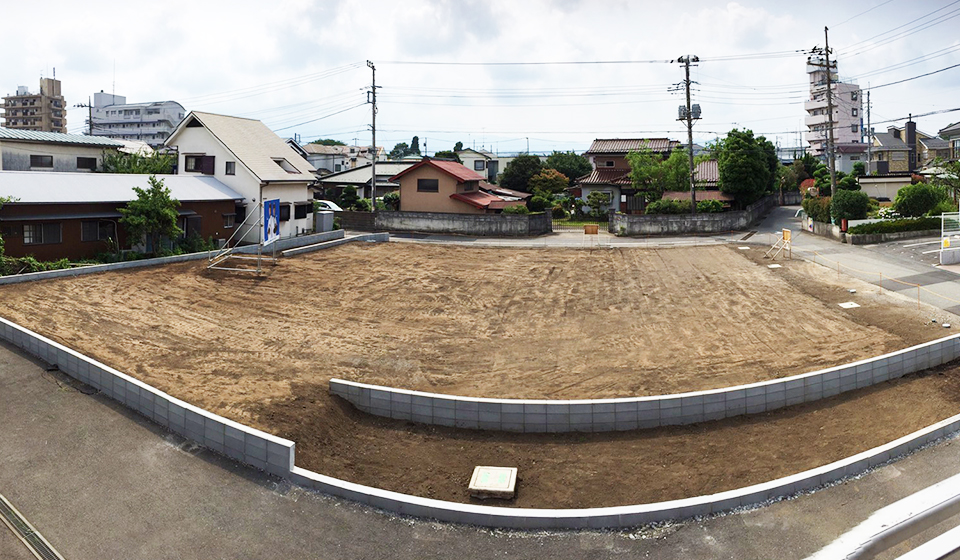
[390,159,527,214]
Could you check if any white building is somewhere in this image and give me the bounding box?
[804,57,862,160]
[90,91,186,148]
[165,111,317,245]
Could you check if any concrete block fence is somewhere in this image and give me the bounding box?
[3,313,960,528]
[331,334,960,433]
[0,317,296,478]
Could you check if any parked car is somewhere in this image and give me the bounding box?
[315,200,343,212]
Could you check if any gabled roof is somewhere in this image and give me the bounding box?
[577,168,632,186]
[940,121,960,137]
[0,171,244,204]
[0,128,123,148]
[450,190,525,210]
[919,136,949,149]
[481,183,531,199]
[165,111,315,182]
[872,132,908,150]
[389,158,484,183]
[694,159,719,185]
[455,148,495,160]
[316,162,416,186]
[585,138,679,155]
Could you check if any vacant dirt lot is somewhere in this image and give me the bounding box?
[0,243,956,508]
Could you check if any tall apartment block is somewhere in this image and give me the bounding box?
[2,78,67,133]
[804,56,864,171]
[89,91,186,148]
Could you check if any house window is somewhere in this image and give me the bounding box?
[851,124,859,133]
[474,160,485,171]
[272,158,298,173]
[334,164,342,172]
[417,178,439,192]
[225,161,236,175]
[850,156,860,161]
[605,161,615,167]
[30,155,53,168]
[77,157,97,171]
[223,214,236,229]
[184,155,214,174]
[851,92,858,101]
[294,203,310,219]
[23,223,61,245]
[279,203,291,222]
[852,108,858,117]
[81,220,116,242]
[462,183,474,192]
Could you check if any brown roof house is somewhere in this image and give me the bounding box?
[660,159,734,208]
[576,138,681,214]
[391,159,527,214]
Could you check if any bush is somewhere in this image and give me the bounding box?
[528,195,552,213]
[551,205,568,219]
[894,183,947,217]
[502,205,530,214]
[645,199,691,215]
[802,196,832,223]
[847,217,941,235]
[354,198,372,212]
[382,191,400,211]
[927,199,958,217]
[696,199,724,213]
[178,234,217,254]
[830,190,870,220]
[1,256,74,276]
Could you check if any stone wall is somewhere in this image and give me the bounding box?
[610,195,778,236]
[352,210,552,237]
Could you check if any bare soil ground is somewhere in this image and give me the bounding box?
[1,243,957,509]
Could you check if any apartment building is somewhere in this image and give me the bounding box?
[2,78,67,133]
[804,57,862,161]
[90,91,185,148]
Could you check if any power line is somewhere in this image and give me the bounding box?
[270,103,367,132]
[831,0,897,27]
[866,61,960,90]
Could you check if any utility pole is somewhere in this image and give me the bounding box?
[866,90,872,174]
[367,60,379,209]
[74,96,93,136]
[810,28,837,196]
[677,55,700,214]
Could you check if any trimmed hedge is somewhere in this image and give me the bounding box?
[847,217,941,235]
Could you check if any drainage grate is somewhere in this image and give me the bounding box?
[740,230,758,241]
[0,494,64,560]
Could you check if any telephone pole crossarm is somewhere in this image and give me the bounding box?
[677,55,700,214]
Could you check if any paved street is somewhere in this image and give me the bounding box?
[4,216,960,559]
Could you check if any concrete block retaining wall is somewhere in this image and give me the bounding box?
[331,334,960,433]
[3,313,959,528]
[0,317,295,477]
[0,230,349,286]
[847,229,941,246]
[376,210,552,237]
[609,194,778,236]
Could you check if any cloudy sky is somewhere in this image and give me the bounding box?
[3,0,959,155]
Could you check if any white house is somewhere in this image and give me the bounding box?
[165,111,316,245]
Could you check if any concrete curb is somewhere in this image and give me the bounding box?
[3,314,958,528]
[330,334,960,433]
[282,233,389,257]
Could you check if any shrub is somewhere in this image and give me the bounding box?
[894,183,947,217]
[696,199,724,213]
[551,205,568,219]
[528,195,552,213]
[382,191,400,211]
[847,217,941,235]
[645,199,691,215]
[178,234,217,254]
[502,205,530,214]
[928,199,958,217]
[830,190,870,220]
[354,198,372,212]
[802,196,832,223]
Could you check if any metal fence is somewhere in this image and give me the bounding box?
[551,218,608,233]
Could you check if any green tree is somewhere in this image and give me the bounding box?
[586,190,611,219]
[544,151,591,187]
[433,150,462,163]
[100,150,175,174]
[308,138,346,146]
[410,136,421,155]
[527,168,569,196]
[453,141,464,152]
[852,162,866,178]
[831,190,870,220]
[660,148,691,192]
[626,144,664,209]
[499,154,543,192]
[389,143,409,160]
[716,129,773,205]
[928,158,960,203]
[894,183,948,217]
[118,176,182,256]
[340,185,361,209]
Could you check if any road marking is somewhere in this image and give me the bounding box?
[922,249,942,254]
[903,240,942,247]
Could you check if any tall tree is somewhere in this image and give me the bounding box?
[545,151,591,187]
[499,154,543,192]
[626,144,664,209]
[308,138,346,146]
[100,150,175,174]
[410,136,421,155]
[389,142,410,160]
[660,148,691,192]
[118,176,182,256]
[527,168,569,196]
[715,129,776,205]
[453,141,464,152]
